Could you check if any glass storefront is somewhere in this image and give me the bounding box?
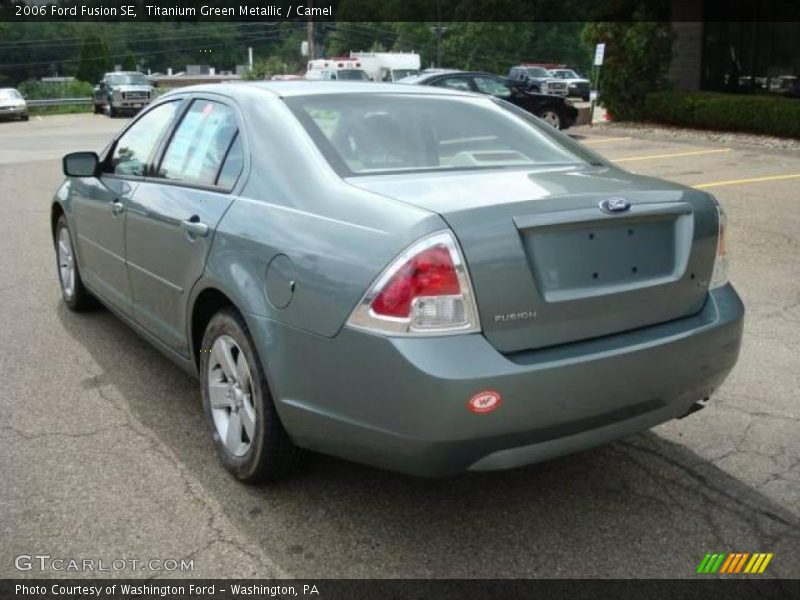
[701,21,800,97]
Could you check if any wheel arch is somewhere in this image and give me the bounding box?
[189,286,238,369]
[50,201,65,239]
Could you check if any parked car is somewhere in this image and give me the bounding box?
[401,70,578,130]
[92,71,155,117]
[0,88,28,121]
[508,65,569,96]
[53,82,743,481]
[548,68,591,101]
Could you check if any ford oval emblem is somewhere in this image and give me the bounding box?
[599,197,631,213]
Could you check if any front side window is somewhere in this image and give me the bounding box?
[157,99,239,187]
[526,68,550,78]
[474,76,512,98]
[110,101,179,176]
[287,94,590,176]
[432,77,471,91]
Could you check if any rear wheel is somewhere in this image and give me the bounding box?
[538,108,562,129]
[54,215,93,311]
[200,308,299,482]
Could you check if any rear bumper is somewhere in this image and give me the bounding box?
[253,285,744,477]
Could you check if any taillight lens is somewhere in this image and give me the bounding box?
[347,231,481,335]
[710,203,729,289]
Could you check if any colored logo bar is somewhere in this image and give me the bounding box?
[696,552,773,574]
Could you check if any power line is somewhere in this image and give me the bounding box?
[0,28,304,69]
[0,22,276,47]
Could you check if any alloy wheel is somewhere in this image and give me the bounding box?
[57,226,75,299]
[207,335,257,457]
[540,110,561,129]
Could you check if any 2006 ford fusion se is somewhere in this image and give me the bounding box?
[52,82,743,481]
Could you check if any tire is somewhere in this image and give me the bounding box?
[538,108,562,129]
[200,308,299,482]
[108,104,117,118]
[54,214,94,311]
[582,93,590,102]
[20,113,29,121]
[93,103,102,114]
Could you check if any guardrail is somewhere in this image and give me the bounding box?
[26,97,93,107]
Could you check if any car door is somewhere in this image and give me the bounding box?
[72,100,181,314]
[124,96,245,355]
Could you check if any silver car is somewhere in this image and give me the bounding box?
[0,88,28,121]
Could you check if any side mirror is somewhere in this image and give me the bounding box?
[63,152,99,178]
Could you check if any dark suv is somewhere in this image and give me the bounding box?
[508,65,568,96]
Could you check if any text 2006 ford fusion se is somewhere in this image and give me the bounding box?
[52,83,743,481]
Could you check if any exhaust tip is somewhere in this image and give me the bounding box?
[679,397,710,419]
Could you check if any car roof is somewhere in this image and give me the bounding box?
[161,81,478,99]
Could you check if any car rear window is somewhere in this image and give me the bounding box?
[285,93,589,176]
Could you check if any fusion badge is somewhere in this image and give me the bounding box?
[467,390,502,414]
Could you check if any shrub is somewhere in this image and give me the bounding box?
[17,79,93,100]
[642,91,800,138]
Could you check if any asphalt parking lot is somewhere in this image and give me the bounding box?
[1,113,798,579]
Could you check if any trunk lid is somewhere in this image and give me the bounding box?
[347,166,719,353]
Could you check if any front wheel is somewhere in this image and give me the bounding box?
[54,214,93,311]
[200,308,299,482]
[108,104,117,118]
[538,108,562,129]
[20,113,29,121]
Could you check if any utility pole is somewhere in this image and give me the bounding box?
[306,0,315,60]
[432,24,447,67]
[248,47,253,71]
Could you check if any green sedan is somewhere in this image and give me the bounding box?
[52,83,744,481]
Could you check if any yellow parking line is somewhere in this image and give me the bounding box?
[582,136,632,145]
[695,173,800,189]
[611,148,731,163]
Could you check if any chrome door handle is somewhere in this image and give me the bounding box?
[181,218,209,237]
[110,200,125,215]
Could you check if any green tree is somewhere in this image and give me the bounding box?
[76,35,111,84]
[582,0,673,119]
[122,51,137,72]
[242,56,288,80]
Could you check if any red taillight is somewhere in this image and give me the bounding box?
[347,230,480,335]
[371,245,460,318]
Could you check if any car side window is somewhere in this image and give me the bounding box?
[109,102,179,177]
[474,76,512,98]
[157,99,239,187]
[432,77,471,91]
[215,133,244,190]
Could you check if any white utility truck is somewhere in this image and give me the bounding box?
[348,52,421,82]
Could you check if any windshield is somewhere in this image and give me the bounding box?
[107,73,149,86]
[336,70,370,81]
[551,70,580,79]
[0,89,23,100]
[286,94,590,176]
[526,68,550,78]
